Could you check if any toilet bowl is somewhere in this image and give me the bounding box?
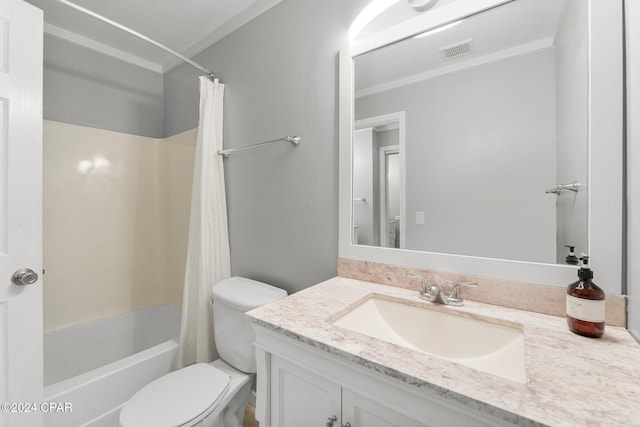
[118,277,287,427]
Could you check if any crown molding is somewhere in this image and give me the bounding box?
[43,0,283,76]
[44,23,163,73]
[161,0,283,74]
[355,37,553,99]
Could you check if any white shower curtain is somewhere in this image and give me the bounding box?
[179,76,230,367]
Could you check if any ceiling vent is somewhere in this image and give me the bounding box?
[439,38,474,60]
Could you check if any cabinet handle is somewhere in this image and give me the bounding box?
[326,415,338,427]
[342,423,352,427]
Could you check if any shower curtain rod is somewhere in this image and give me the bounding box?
[51,0,218,80]
[218,136,301,158]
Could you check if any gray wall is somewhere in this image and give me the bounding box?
[164,0,368,294]
[44,36,164,138]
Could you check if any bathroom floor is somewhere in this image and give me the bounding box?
[243,403,259,427]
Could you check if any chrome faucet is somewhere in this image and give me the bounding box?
[407,272,477,306]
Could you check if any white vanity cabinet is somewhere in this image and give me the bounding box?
[269,354,422,427]
[269,355,341,426]
[253,326,513,427]
[341,388,426,427]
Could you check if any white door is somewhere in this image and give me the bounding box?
[0,1,43,427]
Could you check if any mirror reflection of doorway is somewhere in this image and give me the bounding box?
[353,111,405,248]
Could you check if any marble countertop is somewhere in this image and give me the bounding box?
[246,277,640,426]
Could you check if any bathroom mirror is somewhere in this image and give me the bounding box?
[353,0,585,265]
[339,0,623,292]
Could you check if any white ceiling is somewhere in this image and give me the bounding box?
[25,0,282,74]
[355,0,566,96]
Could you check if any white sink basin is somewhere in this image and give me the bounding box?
[331,296,526,383]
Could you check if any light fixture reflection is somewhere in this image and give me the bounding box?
[413,19,463,39]
[77,156,111,175]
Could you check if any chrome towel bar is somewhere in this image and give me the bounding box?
[218,136,301,158]
[545,182,582,195]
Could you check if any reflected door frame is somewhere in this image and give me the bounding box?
[354,111,406,250]
[379,145,400,248]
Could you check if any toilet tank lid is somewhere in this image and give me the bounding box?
[212,277,287,312]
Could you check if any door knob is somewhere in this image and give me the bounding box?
[326,415,338,427]
[12,268,38,286]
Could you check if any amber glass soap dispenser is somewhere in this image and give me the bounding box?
[566,256,605,338]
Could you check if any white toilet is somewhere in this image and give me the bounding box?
[118,277,287,427]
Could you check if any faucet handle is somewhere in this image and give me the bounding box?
[407,273,446,304]
[447,282,478,303]
[407,272,430,294]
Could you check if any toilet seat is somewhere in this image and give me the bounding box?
[119,363,231,427]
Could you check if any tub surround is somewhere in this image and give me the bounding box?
[338,258,627,327]
[43,120,194,330]
[247,277,640,426]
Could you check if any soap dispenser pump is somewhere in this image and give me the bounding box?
[564,245,579,265]
[566,256,605,338]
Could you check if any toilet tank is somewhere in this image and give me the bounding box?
[212,277,287,373]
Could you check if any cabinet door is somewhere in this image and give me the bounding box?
[342,388,426,427]
[270,355,342,427]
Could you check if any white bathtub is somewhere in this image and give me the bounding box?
[43,305,181,427]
